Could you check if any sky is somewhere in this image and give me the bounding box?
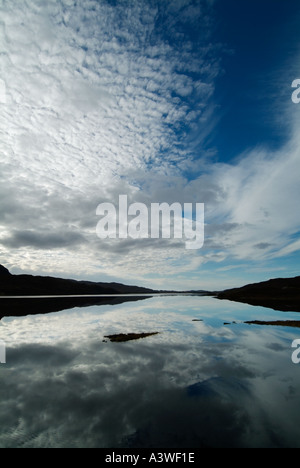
[0,0,300,290]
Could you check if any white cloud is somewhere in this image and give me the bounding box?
[0,0,220,283]
[273,239,300,259]
[208,136,300,261]
[0,79,7,104]
[0,0,299,289]
[0,0,217,183]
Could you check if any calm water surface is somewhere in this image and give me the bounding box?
[1,296,300,448]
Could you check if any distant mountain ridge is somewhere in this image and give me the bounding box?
[0,265,155,296]
[217,276,300,312]
[2,265,300,313]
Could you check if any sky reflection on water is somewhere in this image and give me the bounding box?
[1,296,300,448]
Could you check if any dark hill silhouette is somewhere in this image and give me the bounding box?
[0,265,214,319]
[2,265,300,314]
[217,276,300,312]
[0,265,11,276]
[0,265,155,297]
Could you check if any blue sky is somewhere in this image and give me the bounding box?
[213,0,300,160]
[0,0,300,290]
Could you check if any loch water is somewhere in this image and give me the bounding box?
[1,295,300,448]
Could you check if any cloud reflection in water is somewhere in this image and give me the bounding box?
[1,296,300,448]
